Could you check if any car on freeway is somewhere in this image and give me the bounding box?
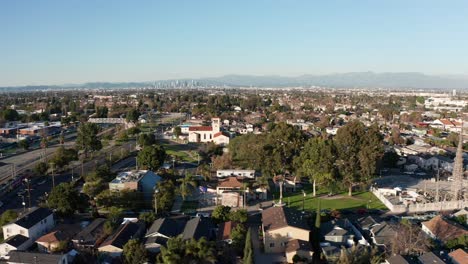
[37,179,47,185]
[17,189,27,196]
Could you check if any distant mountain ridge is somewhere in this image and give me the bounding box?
[1,72,468,91]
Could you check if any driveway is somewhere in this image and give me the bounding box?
[250,225,286,264]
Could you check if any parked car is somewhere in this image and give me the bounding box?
[37,179,47,185]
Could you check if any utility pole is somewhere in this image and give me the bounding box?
[71,167,74,181]
[50,162,55,188]
[435,169,440,202]
[25,178,31,208]
[154,190,159,215]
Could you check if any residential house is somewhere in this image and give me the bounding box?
[144,217,187,253]
[72,218,107,250]
[6,251,68,264]
[421,215,468,245]
[109,170,161,200]
[98,221,145,257]
[2,207,54,241]
[418,252,445,264]
[369,221,396,248]
[181,217,215,241]
[262,206,311,254]
[216,177,248,207]
[385,254,409,264]
[36,224,81,253]
[321,219,355,246]
[0,235,29,257]
[285,239,313,263]
[217,221,238,244]
[449,248,468,264]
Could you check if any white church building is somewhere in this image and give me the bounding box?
[188,118,230,145]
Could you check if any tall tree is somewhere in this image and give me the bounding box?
[177,173,197,201]
[47,182,82,216]
[243,228,254,264]
[334,121,383,196]
[126,108,141,122]
[76,122,102,157]
[295,138,336,196]
[123,239,147,264]
[136,144,166,170]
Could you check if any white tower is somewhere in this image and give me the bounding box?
[212,118,220,133]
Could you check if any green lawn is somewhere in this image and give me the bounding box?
[160,140,199,163]
[273,187,387,211]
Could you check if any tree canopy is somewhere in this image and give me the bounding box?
[47,182,82,215]
[76,122,102,156]
[137,144,166,170]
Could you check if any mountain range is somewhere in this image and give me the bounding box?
[1,72,468,91]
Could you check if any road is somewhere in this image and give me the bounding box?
[0,141,137,215]
[0,133,77,184]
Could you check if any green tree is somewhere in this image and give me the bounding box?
[2,109,19,121]
[334,121,383,196]
[95,106,108,118]
[126,108,141,122]
[139,212,156,225]
[155,180,176,213]
[211,205,231,224]
[231,224,247,252]
[174,126,182,138]
[123,239,148,264]
[295,138,336,196]
[138,133,156,147]
[229,209,248,223]
[18,140,29,150]
[50,147,78,169]
[137,144,166,170]
[243,228,254,264]
[47,182,82,215]
[177,173,197,201]
[34,162,49,176]
[159,237,217,264]
[76,122,102,157]
[0,210,18,242]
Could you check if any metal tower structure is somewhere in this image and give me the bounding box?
[451,124,465,200]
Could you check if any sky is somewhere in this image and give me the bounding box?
[1,0,468,86]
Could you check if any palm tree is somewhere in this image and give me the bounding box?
[177,173,198,201]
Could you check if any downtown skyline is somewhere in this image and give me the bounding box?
[1,0,468,86]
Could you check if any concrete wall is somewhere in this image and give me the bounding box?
[264,226,310,253]
[372,188,468,213]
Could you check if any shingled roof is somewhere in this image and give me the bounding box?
[262,206,310,232]
[182,217,214,241]
[422,215,468,243]
[99,221,145,249]
[146,217,186,238]
[10,207,53,229]
[3,234,29,248]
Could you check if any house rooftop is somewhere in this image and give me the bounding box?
[418,252,445,264]
[262,206,310,232]
[422,215,468,243]
[217,221,237,241]
[146,217,186,238]
[10,207,53,229]
[386,254,410,264]
[73,218,107,245]
[3,234,29,248]
[100,221,144,249]
[218,177,244,188]
[449,248,468,264]
[285,239,312,253]
[182,217,213,241]
[111,170,153,184]
[7,251,66,264]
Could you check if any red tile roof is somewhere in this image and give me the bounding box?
[217,221,237,241]
[218,177,243,188]
[449,248,468,264]
[214,131,229,138]
[189,126,213,132]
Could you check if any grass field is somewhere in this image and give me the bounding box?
[160,140,199,163]
[273,186,387,211]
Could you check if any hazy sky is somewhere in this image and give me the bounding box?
[1,0,468,86]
